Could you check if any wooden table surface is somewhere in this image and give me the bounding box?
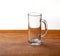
[0,32,60,56]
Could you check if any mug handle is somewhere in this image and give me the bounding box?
[40,19,48,37]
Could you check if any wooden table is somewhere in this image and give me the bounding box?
[0,32,60,56]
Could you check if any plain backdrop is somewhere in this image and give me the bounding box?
[0,0,60,30]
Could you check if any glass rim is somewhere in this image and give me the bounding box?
[28,12,42,16]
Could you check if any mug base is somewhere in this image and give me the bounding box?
[28,39,41,45]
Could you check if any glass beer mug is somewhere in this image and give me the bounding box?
[28,12,47,45]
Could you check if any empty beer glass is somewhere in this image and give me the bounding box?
[28,12,47,45]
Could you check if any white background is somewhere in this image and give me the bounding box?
[0,0,60,30]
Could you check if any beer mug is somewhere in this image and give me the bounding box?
[28,12,47,45]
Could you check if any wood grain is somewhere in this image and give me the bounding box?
[0,30,60,56]
[0,30,60,38]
